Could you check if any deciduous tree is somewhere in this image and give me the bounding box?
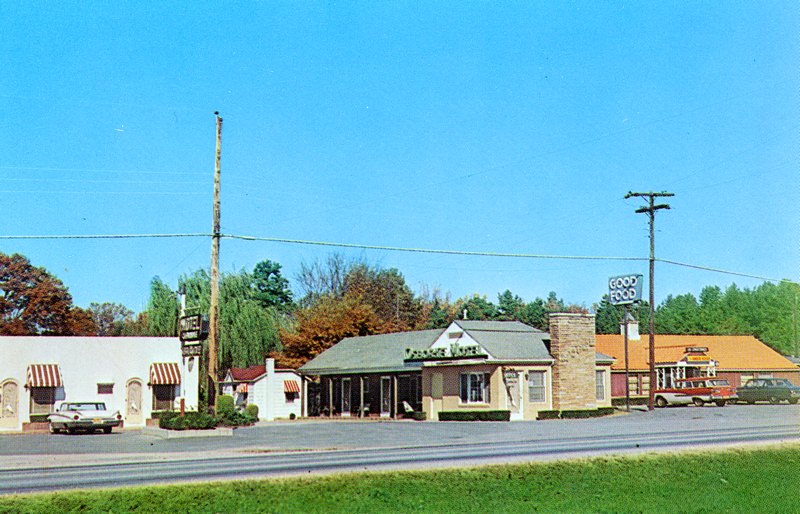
[0,252,91,335]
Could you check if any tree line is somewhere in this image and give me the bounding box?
[2,251,798,370]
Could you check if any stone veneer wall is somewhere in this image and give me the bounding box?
[549,313,597,411]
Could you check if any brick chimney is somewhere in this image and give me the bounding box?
[549,313,597,411]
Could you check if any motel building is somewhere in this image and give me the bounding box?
[595,321,800,400]
[0,336,198,432]
[300,314,614,421]
[220,358,305,421]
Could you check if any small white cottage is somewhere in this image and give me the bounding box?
[221,358,304,421]
[0,336,198,432]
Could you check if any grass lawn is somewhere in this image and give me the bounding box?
[2,444,800,513]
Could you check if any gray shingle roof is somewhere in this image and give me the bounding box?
[299,329,442,375]
[454,320,552,361]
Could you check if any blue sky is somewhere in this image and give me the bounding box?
[1,2,798,313]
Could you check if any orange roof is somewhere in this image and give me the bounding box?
[595,334,799,372]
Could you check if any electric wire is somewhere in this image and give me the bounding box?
[0,231,794,286]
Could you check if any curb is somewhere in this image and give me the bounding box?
[142,426,234,439]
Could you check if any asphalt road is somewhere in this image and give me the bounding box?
[1,404,798,495]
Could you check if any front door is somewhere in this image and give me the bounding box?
[430,373,443,421]
[126,379,143,426]
[380,377,391,417]
[341,378,351,416]
[0,381,19,429]
[504,371,523,420]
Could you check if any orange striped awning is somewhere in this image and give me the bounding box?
[150,362,181,385]
[284,380,300,393]
[26,364,63,388]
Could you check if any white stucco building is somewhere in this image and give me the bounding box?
[221,358,304,421]
[0,336,198,432]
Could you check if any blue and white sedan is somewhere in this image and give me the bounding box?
[48,402,123,434]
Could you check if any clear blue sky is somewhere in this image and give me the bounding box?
[1,3,798,313]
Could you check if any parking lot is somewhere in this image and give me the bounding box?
[1,403,799,470]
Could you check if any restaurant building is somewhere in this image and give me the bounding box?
[0,336,198,432]
[595,321,800,400]
[300,314,614,421]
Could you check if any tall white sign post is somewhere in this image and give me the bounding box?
[609,274,643,412]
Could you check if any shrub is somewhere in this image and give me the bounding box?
[560,408,616,419]
[216,395,235,419]
[438,410,510,421]
[159,411,219,430]
[218,410,255,427]
[29,414,50,423]
[289,413,296,420]
[245,403,259,420]
[536,410,560,420]
[612,397,649,406]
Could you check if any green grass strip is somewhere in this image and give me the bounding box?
[3,444,800,513]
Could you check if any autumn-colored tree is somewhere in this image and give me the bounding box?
[274,294,379,369]
[0,252,93,335]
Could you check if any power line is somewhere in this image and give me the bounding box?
[0,231,795,286]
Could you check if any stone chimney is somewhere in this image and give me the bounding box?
[549,313,597,411]
[619,312,640,340]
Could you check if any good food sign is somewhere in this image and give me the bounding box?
[608,274,643,305]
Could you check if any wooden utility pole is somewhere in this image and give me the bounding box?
[208,112,223,411]
[625,191,673,411]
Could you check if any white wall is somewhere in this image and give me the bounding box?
[0,336,197,431]
[248,358,303,421]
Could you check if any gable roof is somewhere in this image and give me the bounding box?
[229,365,267,382]
[595,334,798,371]
[299,329,442,375]
[453,320,552,361]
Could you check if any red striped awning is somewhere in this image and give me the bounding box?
[150,362,181,385]
[236,383,249,393]
[26,364,63,388]
[284,380,300,393]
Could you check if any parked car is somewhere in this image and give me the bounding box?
[654,376,738,407]
[736,378,800,404]
[48,401,123,434]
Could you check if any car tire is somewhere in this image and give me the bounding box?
[715,400,726,407]
[693,398,705,407]
[769,396,780,405]
[655,396,668,408]
[103,427,112,434]
[49,424,60,434]
[66,427,76,435]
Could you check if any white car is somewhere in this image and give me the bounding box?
[48,401,123,434]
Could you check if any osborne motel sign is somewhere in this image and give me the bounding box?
[405,343,487,362]
[608,274,644,306]
[179,314,208,357]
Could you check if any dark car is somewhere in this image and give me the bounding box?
[737,378,800,405]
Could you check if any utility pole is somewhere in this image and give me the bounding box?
[625,191,673,411]
[207,112,223,412]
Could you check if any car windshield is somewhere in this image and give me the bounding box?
[66,403,106,411]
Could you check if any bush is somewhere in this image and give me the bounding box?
[218,409,256,427]
[560,408,616,419]
[438,410,510,421]
[612,397,649,406]
[245,403,259,420]
[216,395,235,419]
[29,414,50,423]
[159,411,219,430]
[536,410,560,420]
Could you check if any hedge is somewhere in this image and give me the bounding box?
[245,403,259,420]
[612,397,649,406]
[438,410,510,421]
[538,407,616,420]
[158,411,219,430]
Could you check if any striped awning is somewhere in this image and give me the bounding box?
[150,362,181,385]
[236,383,249,393]
[26,364,63,388]
[284,380,300,393]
